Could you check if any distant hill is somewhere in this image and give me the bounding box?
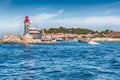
[44,27,96,34]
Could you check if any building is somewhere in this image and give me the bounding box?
[105,32,120,38]
[29,28,42,39]
[24,16,42,39]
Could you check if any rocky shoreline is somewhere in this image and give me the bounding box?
[92,38,120,42]
[0,34,59,44]
[1,34,120,45]
[0,40,59,44]
[79,37,120,42]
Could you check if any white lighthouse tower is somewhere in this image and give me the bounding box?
[24,16,30,34]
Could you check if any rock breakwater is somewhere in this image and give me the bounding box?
[0,34,58,44]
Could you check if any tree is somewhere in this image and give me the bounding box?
[44,27,96,34]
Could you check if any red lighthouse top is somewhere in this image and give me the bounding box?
[24,16,30,23]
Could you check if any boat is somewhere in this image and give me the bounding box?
[88,41,100,45]
[79,38,91,42]
[56,38,63,41]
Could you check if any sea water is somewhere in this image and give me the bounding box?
[0,42,120,80]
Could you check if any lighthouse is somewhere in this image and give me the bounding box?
[24,16,30,34]
[23,16,42,39]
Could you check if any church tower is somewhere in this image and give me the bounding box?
[24,16,30,34]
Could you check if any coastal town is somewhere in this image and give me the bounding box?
[1,16,120,44]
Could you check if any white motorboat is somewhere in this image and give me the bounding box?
[88,41,100,45]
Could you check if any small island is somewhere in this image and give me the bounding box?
[1,16,120,44]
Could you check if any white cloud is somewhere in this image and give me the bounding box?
[0,17,23,37]
[81,16,120,25]
[100,9,117,14]
[31,9,64,22]
[31,12,120,31]
[36,8,48,11]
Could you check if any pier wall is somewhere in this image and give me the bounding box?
[0,34,58,44]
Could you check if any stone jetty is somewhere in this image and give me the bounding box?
[0,34,59,44]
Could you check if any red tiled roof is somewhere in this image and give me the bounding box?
[105,32,120,37]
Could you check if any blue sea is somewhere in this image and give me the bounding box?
[0,42,120,80]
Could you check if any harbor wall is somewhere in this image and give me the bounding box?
[0,34,58,44]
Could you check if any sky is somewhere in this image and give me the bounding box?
[0,0,120,37]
